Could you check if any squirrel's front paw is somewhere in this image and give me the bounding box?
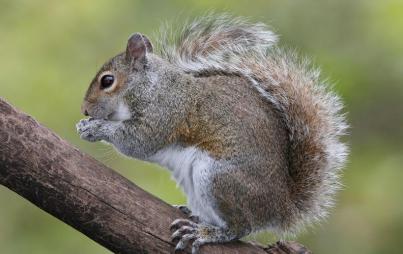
[76,118,107,142]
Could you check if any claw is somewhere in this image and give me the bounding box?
[170,218,197,231]
[175,233,197,252]
[171,226,197,242]
[171,218,200,252]
[170,218,233,254]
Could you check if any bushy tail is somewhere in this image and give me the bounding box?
[157,14,348,232]
[251,49,349,231]
[157,13,277,74]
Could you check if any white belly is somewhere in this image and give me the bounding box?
[148,145,225,227]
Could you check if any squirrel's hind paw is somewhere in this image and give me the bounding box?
[170,219,238,254]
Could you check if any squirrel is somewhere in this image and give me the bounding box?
[76,14,348,253]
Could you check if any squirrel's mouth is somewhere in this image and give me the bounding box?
[87,103,132,122]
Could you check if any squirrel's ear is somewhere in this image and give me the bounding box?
[125,33,153,68]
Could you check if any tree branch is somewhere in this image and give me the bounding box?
[0,97,310,254]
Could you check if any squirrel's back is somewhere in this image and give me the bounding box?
[157,14,348,234]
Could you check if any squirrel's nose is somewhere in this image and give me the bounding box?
[81,101,90,116]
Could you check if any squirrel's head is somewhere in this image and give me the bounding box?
[81,33,155,121]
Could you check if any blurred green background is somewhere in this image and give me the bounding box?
[1,0,402,253]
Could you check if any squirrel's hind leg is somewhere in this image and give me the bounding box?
[170,219,248,254]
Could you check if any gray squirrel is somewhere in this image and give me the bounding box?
[76,15,348,253]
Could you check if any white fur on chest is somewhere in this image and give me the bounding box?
[148,145,225,227]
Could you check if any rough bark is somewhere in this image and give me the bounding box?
[0,97,311,254]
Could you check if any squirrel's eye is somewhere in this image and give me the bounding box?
[100,75,115,89]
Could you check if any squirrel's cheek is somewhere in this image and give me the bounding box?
[108,102,131,121]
